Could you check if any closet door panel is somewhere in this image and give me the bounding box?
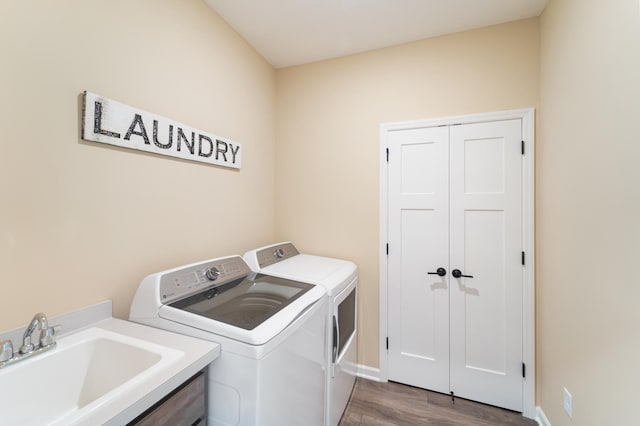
[449,120,524,411]
[387,126,449,393]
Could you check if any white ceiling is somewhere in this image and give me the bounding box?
[204,0,549,68]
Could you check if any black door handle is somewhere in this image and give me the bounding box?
[428,267,447,277]
[452,269,473,278]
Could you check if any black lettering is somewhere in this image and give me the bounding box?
[199,135,214,158]
[176,128,195,154]
[123,114,150,145]
[152,120,173,149]
[93,101,121,138]
[230,144,240,164]
[215,139,228,161]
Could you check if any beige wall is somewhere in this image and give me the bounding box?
[275,19,540,368]
[0,0,276,328]
[6,2,637,421]
[538,0,640,424]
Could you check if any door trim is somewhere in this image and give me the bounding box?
[379,108,535,419]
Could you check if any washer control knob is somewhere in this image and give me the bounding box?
[205,267,221,281]
[274,248,285,259]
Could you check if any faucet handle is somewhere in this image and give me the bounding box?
[39,325,62,348]
[0,340,14,362]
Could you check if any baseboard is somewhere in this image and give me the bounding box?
[535,406,551,426]
[356,364,381,382]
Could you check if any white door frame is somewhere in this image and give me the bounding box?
[379,108,535,419]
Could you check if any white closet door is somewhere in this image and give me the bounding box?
[387,126,450,393]
[386,118,524,412]
[449,120,523,411]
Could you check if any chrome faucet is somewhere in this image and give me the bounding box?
[0,312,62,368]
[19,312,48,354]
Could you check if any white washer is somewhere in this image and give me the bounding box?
[129,255,327,426]
[244,242,357,426]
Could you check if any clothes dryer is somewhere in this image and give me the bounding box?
[244,242,357,426]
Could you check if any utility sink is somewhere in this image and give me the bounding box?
[0,316,219,426]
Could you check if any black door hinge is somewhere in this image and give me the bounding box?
[386,337,389,350]
[522,362,526,378]
[521,140,525,155]
[386,244,389,255]
[386,148,389,162]
[521,251,525,266]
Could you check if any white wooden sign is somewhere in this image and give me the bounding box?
[82,91,242,169]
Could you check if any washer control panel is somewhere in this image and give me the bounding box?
[158,256,252,304]
[256,242,300,268]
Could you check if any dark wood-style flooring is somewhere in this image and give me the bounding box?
[339,379,537,426]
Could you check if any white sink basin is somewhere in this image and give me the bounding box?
[0,326,183,425]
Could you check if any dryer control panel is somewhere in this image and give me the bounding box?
[255,242,300,268]
[158,256,252,304]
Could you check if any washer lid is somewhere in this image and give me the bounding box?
[158,273,326,345]
[168,274,314,330]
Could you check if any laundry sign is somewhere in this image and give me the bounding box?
[82,91,241,169]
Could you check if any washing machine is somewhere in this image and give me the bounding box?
[129,255,327,426]
[243,242,357,426]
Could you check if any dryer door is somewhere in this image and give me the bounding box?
[333,278,357,364]
[329,277,358,426]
